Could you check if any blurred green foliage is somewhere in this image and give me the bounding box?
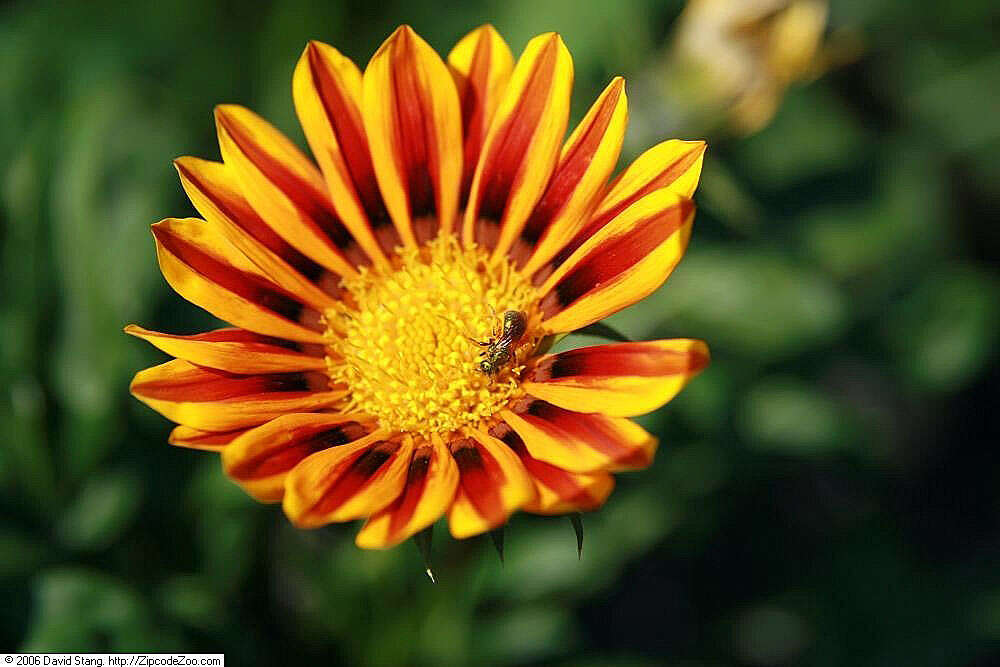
[1,0,999,665]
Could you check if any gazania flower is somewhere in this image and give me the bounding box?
[128,25,709,549]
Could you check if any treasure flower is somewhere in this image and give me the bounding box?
[127,25,709,549]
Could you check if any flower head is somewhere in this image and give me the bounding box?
[671,0,833,134]
[128,25,709,549]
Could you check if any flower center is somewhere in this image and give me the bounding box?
[324,234,539,436]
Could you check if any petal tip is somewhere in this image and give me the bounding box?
[386,24,417,45]
[536,31,566,51]
[687,139,709,155]
[213,104,246,129]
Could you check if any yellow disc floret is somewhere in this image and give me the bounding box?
[325,235,539,436]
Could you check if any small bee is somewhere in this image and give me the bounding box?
[470,310,528,376]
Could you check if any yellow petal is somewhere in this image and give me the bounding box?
[151,218,327,344]
[462,32,573,255]
[362,25,463,245]
[446,429,536,539]
[168,425,251,451]
[174,156,339,310]
[538,190,695,333]
[215,104,370,276]
[596,139,706,216]
[522,339,710,417]
[486,422,613,515]
[447,25,514,198]
[530,140,706,284]
[516,77,628,274]
[125,325,327,374]
[292,41,396,263]
[500,399,657,474]
[282,432,411,528]
[222,413,374,503]
[130,359,344,432]
[355,435,459,549]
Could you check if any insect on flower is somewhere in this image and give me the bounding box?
[470,310,529,376]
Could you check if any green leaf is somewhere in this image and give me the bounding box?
[156,575,227,630]
[569,514,584,559]
[0,529,49,580]
[22,569,177,652]
[56,470,142,551]
[882,265,1000,392]
[413,526,436,583]
[799,143,943,286]
[572,321,632,343]
[663,442,731,497]
[739,376,854,456]
[735,86,869,188]
[489,526,505,565]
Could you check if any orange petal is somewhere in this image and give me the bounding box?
[595,139,706,219]
[130,359,343,432]
[355,435,459,548]
[174,157,339,310]
[447,25,514,199]
[515,78,628,273]
[215,104,373,276]
[500,399,656,474]
[487,422,613,515]
[168,425,251,451]
[537,190,696,333]
[151,218,326,344]
[462,32,573,255]
[282,432,411,528]
[125,325,327,374]
[222,413,374,503]
[522,339,710,417]
[534,139,705,282]
[362,25,463,245]
[292,41,398,260]
[446,429,536,539]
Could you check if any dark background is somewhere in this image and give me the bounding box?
[1,0,999,664]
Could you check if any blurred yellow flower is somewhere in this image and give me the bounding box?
[672,0,837,134]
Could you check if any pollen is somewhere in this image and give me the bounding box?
[324,235,540,436]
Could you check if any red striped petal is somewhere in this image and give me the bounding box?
[487,422,613,515]
[447,25,514,201]
[533,139,705,283]
[130,359,343,431]
[446,430,536,538]
[215,104,374,275]
[222,413,375,502]
[355,436,459,548]
[168,425,251,451]
[282,432,412,528]
[174,157,339,309]
[537,190,695,333]
[362,25,463,245]
[293,41,398,260]
[151,218,327,344]
[523,339,710,417]
[515,77,627,272]
[500,399,656,474]
[124,325,327,374]
[462,32,574,254]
